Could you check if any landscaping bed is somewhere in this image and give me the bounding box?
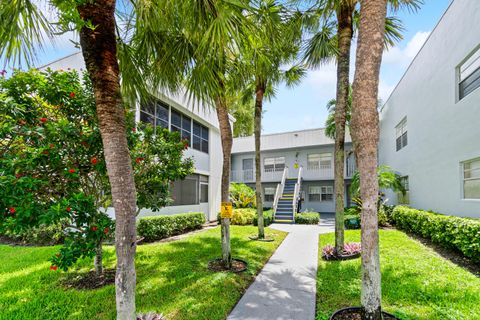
[316,230,480,320]
[0,226,287,320]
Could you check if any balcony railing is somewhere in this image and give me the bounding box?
[306,164,334,179]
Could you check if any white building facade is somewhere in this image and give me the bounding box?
[40,52,223,222]
[378,0,480,218]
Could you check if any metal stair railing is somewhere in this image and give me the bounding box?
[292,166,303,215]
[273,166,288,216]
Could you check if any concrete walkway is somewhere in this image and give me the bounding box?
[228,217,334,320]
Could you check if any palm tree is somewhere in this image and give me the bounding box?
[134,0,252,268]
[303,0,421,255]
[235,0,305,239]
[350,0,388,318]
[324,85,352,140]
[0,1,152,318]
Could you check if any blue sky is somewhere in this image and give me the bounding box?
[26,0,452,134]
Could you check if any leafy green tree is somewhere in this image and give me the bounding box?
[0,69,193,276]
[302,0,421,255]
[235,0,305,238]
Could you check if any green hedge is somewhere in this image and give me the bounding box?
[295,212,320,224]
[217,208,256,225]
[137,212,206,242]
[391,206,480,261]
[253,210,274,227]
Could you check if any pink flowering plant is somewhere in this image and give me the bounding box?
[343,242,361,255]
[322,242,361,260]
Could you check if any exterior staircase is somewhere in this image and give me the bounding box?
[273,166,303,223]
[274,178,297,223]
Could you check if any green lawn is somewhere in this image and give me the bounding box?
[0,226,286,320]
[316,230,480,320]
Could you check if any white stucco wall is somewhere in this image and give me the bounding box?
[378,0,480,218]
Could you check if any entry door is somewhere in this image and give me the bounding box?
[243,159,254,181]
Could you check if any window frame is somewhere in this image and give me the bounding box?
[263,156,285,172]
[458,45,480,101]
[264,187,276,202]
[308,186,321,202]
[320,186,334,201]
[192,120,209,154]
[395,117,408,151]
[462,158,480,200]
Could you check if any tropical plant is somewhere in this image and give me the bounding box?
[0,69,193,276]
[349,165,405,199]
[230,183,256,208]
[349,0,388,317]
[301,0,422,257]
[236,0,305,239]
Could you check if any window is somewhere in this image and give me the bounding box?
[397,176,410,204]
[459,46,480,100]
[308,186,321,202]
[264,187,275,202]
[308,153,332,170]
[200,175,209,203]
[140,101,169,133]
[192,120,209,153]
[395,117,407,151]
[463,158,480,199]
[321,186,334,201]
[171,109,191,145]
[171,175,198,205]
[264,157,285,172]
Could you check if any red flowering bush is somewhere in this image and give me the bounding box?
[0,69,193,273]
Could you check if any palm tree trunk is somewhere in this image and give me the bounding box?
[255,83,265,239]
[78,2,137,319]
[215,96,233,268]
[350,0,387,319]
[94,241,103,276]
[334,4,354,254]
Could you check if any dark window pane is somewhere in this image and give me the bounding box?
[193,121,201,136]
[460,66,480,99]
[156,102,169,121]
[171,126,181,133]
[201,126,209,140]
[156,118,168,129]
[182,115,191,132]
[201,139,208,153]
[171,110,181,127]
[396,137,402,151]
[402,132,408,147]
[200,184,208,203]
[192,135,201,150]
[140,111,155,126]
[141,102,155,115]
[172,176,198,205]
[264,194,274,202]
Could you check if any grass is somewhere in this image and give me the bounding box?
[316,230,480,320]
[0,226,286,320]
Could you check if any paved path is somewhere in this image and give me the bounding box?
[228,217,335,320]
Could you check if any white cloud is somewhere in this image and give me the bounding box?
[383,31,431,66]
[378,81,396,102]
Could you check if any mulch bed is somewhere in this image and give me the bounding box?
[60,269,115,290]
[248,234,275,242]
[207,258,247,273]
[324,252,361,261]
[331,307,398,320]
[404,231,480,277]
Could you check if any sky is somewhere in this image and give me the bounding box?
[15,0,452,134]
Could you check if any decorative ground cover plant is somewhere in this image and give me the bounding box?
[322,242,361,261]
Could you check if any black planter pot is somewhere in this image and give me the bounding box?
[330,307,399,320]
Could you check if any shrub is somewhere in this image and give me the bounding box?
[137,212,205,242]
[217,208,256,225]
[253,210,274,227]
[391,206,480,261]
[344,215,361,229]
[1,220,68,245]
[229,183,256,208]
[344,206,361,216]
[378,205,389,227]
[295,211,320,224]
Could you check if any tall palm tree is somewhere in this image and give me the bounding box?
[303,0,421,254]
[134,0,252,268]
[324,85,352,140]
[350,0,387,318]
[235,0,305,239]
[0,1,153,318]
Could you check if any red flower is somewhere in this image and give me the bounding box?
[135,157,144,164]
[66,207,71,212]
[68,168,76,173]
[132,128,137,133]
[40,117,47,123]
[50,265,58,271]
[8,207,16,214]
[103,227,109,234]
[15,173,23,179]
[90,157,98,165]
[91,226,98,232]
[49,144,55,148]
[69,92,76,98]
[182,140,189,150]
[41,150,49,155]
